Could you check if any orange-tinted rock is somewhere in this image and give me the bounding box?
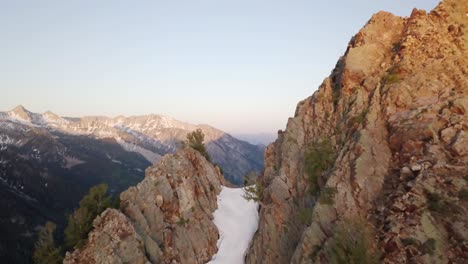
[247,0,468,263]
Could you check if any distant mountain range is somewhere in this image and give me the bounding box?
[0,105,264,263]
[0,105,264,184]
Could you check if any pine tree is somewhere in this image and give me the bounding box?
[33,221,62,264]
[64,183,113,249]
[242,183,264,202]
[186,129,211,161]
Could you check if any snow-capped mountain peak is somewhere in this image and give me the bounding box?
[6,105,49,126]
[42,110,69,125]
[8,105,33,123]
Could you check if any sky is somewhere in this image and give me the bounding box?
[0,0,440,134]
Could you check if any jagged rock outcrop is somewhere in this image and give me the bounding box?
[247,0,467,263]
[63,209,149,264]
[64,148,225,264]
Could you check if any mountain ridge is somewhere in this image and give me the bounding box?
[1,105,264,185]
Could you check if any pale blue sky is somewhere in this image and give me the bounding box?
[1,0,439,133]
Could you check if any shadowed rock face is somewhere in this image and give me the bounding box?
[246,0,467,263]
[64,148,225,264]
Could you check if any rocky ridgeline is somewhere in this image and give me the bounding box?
[247,0,467,263]
[64,148,225,264]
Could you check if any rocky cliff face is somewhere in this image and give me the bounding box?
[64,148,225,264]
[247,0,467,263]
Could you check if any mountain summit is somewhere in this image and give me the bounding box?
[8,105,34,123]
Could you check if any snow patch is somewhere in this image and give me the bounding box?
[111,159,122,164]
[208,186,259,264]
[116,138,161,164]
[64,156,85,169]
[0,135,17,146]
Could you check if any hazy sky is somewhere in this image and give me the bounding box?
[1,0,440,134]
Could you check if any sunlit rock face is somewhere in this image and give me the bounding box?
[246,0,468,263]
